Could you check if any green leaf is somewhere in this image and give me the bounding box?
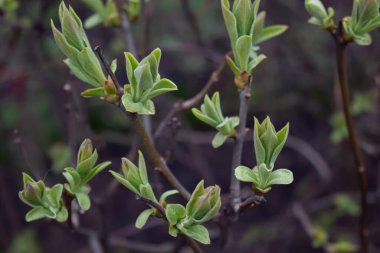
[226,55,240,76]
[109,170,139,194]
[233,0,254,35]
[76,191,91,211]
[145,79,178,100]
[181,224,210,245]
[212,132,229,148]
[77,149,98,176]
[124,52,139,90]
[192,108,218,127]
[235,166,255,183]
[270,123,289,165]
[135,209,154,229]
[253,117,266,165]
[49,184,63,207]
[139,184,157,202]
[63,168,82,191]
[64,59,99,87]
[81,87,106,97]
[165,204,186,225]
[81,161,111,185]
[221,0,238,48]
[22,172,35,186]
[267,169,294,185]
[159,189,179,203]
[56,207,69,222]
[134,63,153,97]
[84,14,103,29]
[253,25,288,45]
[76,48,106,87]
[235,35,252,71]
[51,20,80,60]
[26,207,56,222]
[122,94,155,115]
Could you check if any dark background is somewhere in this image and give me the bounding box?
[1,0,380,252]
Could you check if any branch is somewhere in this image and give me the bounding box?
[230,80,252,213]
[128,113,191,200]
[136,195,166,217]
[330,23,368,253]
[154,57,227,138]
[94,46,123,94]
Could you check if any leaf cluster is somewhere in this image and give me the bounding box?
[235,117,293,194]
[192,92,239,148]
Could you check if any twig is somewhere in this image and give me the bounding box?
[128,112,191,200]
[329,23,368,253]
[154,58,227,138]
[238,194,266,214]
[94,46,123,94]
[230,80,252,213]
[136,195,166,217]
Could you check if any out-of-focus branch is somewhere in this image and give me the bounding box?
[154,57,227,138]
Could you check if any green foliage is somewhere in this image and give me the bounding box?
[122,49,178,115]
[124,0,143,21]
[192,92,239,148]
[305,0,380,45]
[305,0,335,29]
[221,0,287,79]
[165,181,221,244]
[7,229,41,253]
[48,143,72,172]
[235,117,293,194]
[51,2,120,102]
[343,0,380,45]
[110,150,157,200]
[329,240,357,253]
[312,226,329,248]
[81,0,119,28]
[0,0,19,20]
[63,139,111,211]
[19,173,68,222]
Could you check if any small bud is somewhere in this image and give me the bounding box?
[104,79,117,96]
[305,0,328,21]
[254,117,289,168]
[234,71,251,90]
[77,138,93,164]
[186,181,221,224]
[19,181,45,207]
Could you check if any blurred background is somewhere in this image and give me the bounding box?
[0,0,380,252]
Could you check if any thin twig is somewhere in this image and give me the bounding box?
[136,195,166,217]
[94,45,123,94]
[329,23,368,253]
[230,80,252,213]
[128,112,191,200]
[154,57,227,138]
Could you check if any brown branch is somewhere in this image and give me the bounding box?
[94,45,123,94]
[329,23,368,253]
[136,195,166,217]
[128,112,191,200]
[154,57,227,138]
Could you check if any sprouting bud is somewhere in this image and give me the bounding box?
[77,138,93,163]
[186,180,221,224]
[110,151,156,201]
[305,0,328,21]
[253,117,289,169]
[19,180,45,207]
